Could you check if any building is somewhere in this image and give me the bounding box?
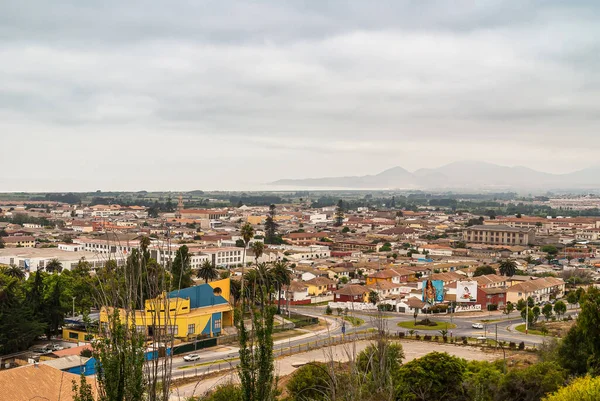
[0,363,97,401]
[463,225,535,246]
[476,287,508,310]
[0,248,126,273]
[99,278,234,341]
[282,281,310,305]
[506,277,566,304]
[332,240,377,253]
[1,235,35,248]
[333,284,369,302]
[365,267,416,285]
[304,277,336,296]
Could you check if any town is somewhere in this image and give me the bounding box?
[1,191,599,400]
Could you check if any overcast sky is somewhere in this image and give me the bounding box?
[1,0,599,191]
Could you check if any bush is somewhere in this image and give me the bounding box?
[462,337,468,345]
[424,335,432,341]
[443,336,448,343]
[434,335,439,342]
[415,334,421,340]
[286,363,331,401]
[399,332,405,338]
[202,383,243,401]
[544,375,600,401]
[417,319,438,327]
[509,342,516,349]
[519,341,525,350]
[324,305,332,315]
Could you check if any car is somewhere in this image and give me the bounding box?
[51,344,65,351]
[183,354,201,362]
[472,323,484,329]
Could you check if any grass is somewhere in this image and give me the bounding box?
[397,320,457,331]
[514,324,546,336]
[343,316,365,327]
[178,357,237,370]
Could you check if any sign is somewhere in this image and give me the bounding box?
[422,280,444,304]
[456,281,478,303]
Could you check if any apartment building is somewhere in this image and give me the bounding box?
[464,225,535,245]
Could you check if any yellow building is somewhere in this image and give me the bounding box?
[98,278,234,341]
[304,277,335,296]
[246,215,294,225]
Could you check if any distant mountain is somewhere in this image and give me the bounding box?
[270,161,600,190]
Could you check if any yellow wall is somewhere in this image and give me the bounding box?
[63,328,94,343]
[307,284,327,296]
[365,277,390,286]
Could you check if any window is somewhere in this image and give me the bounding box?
[188,324,195,334]
[168,326,178,336]
[69,331,80,339]
[214,319,222,329]
[136,325,146,334]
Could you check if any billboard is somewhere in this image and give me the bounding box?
[422,279,444,305]
[456,281,477,303]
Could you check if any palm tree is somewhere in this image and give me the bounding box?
[271,260,292,314]
[230,278,242,306]
[197,260,219,283]
[251,241,264,265]
[240,222,255,307]
[45,258,63,274]
[2,264,25,280]
[499,259,517,276]
[245,268,259,304]
[255,262,273,302]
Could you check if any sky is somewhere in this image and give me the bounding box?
[1,0,600,191]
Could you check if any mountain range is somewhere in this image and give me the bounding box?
[270,161,600,191]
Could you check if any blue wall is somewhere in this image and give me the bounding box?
[201,312,223,336]
[168,283,227,309]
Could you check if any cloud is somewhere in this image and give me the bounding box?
[1,1,599,190]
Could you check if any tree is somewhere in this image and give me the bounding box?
[3,264,25,280]
[496,362,566,401]
[334,200,344,227]
[521,309,536,325]
[240,222,255,304]
[45,258,63,274]
[286,362,332,401]
[504,302,515,317]
[251,242,264,265]
[516,299,527,311]
[533,306,541,323]
[543,303,554,321]
[271,260,291,314]
[474,265,496,277]
[544,375,600,401]
[197,260,219,283]
[235,239,245,247]
[368,290,380,305]
[202,383,244,401]
[379,242,392,252]
[499,259,517,276]
[171,245,193,290]
[542,245,559,261]
[264,204,278,244]
[554,301,567,319]
[395,352,467,401]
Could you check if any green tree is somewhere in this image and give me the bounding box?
[379,242,392,252]
[286,362,332,401]
[264,204,278,244]
[504,302,515,317]
[463,360,503,401]
[197,260,219,283]
[251,242,264,265]
[532,306,541,323]
[474,265,496,277]
[499,259,517,276]
[334,200,344,227]
[240,222,255,305]
[543,375,600,401]
[171,245,193,290]
[516,299,527,311]
[72,374,95,401]
[554,301,567,319]
[368,290,380,305]
[567,291,580,310]
[496,362,566,401]
[201,383,244,401]
[395,352,467,401]
[45,258,63,273]
[542,303,554,321]
[271,260,291,314]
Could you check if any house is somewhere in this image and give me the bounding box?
[476,287,508,310]
[473,274,508,289]
[304,277,336,296]
[464,225,536,246]
[41,355,97,376]
[282,281,310,305]
[334,284,369,302]
[366,280,403,300]
[0,363,97,401]
[506,277,566,304]
[365,267,416,285]
[397,297,427,314]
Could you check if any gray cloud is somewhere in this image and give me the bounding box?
[1,1,599,191]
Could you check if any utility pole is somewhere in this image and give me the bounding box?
[495,324,498,350]
[525,296,529,335]
[72,296,76,317]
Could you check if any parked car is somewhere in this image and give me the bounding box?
[472,323,484,329]
[183,354,201,362]
[51,344,65,351]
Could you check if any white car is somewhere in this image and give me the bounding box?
[51,344,65,351]
[183,354,201,362]
[472,323,484,329]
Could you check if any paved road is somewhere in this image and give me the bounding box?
[167,305,574,379]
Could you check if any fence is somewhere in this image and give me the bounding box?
[172,337,218,355]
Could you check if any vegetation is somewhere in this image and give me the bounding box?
[473,264,496,277]
[397,320,456,331]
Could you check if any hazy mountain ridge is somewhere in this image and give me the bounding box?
[271,161,600,190]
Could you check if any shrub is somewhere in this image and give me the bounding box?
[424,335,432,341]
[544,375,600,401]
[519,341,525,350]
[415,334,421,340]
[324,305,332,315]
[443,336,448,343]
[433,335,439,342]
[509,342,516,349]
[417,319,438,327]
[462,338,468,345]
[399,332,405,338]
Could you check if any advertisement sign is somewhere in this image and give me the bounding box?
[422,279,444,304]
[456,281,477,303]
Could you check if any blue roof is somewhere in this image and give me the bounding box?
[168,283,228,309]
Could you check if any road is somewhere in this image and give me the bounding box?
[166,305,571,381]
